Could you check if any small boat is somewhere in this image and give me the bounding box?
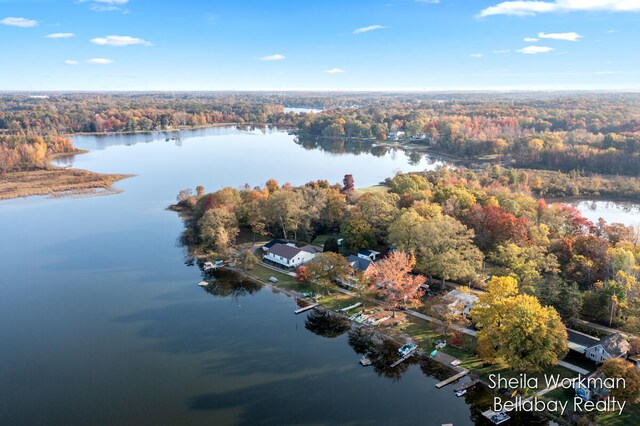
[490,412,510,425]
[198,281,208,287]
[454,389,467,397]
[451,360,461,366]
[355,314,369,324]
[430,350,438,357]
[359,356,372,366]
[398,343,418,357]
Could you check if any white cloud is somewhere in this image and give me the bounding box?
[64,60,79,65]
[470,53,484,58]
[524,37,539,42]
[538,31,582,41]
[260,54,286,61]
[325,68,345,74]
[479,0,640,18]
[46,33,75,39]
[517,45,554,54]
[415,0,440,3]
[91,35,151,46]
[87,58,113,64]
[80,0,129,13]
[493,49,511,53]
[606,29,619,33]
[353,25,387,34]
[1,17,37,27]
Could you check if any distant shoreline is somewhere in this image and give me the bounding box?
[63,122,287,137]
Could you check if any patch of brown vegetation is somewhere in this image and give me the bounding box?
[0,168,131,200]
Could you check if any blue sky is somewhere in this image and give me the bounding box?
[1,0,639,91]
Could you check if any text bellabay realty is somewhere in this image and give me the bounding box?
[489,373,627,416]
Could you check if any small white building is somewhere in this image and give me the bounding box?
[584,333,630,364]
[387,131,405,141]
[263,243,318,268]
[357,249,380,261]
[441,290,479,317]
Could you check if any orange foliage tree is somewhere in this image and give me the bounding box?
[370,251,425,315]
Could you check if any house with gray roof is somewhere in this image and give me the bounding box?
[584,333,630,364]
[346,255,375,276]
[263,243,318,269]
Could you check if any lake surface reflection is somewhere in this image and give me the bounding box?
[0,126,548,425]
[569,200,640,228]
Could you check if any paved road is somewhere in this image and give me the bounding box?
[558,360,591,375]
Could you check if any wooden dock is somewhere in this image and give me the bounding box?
[390,353,413,368]
[294,303,319,314]
[339,302,362,312]
[454,379,480,392]
[435,370,469,388]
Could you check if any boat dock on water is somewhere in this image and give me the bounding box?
[454,379,480,392]
[435,370,469,389]
[294,303,319,314]
[203,260,224,271]
[390,353,414,368]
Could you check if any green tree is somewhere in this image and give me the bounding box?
[323,237,340,253]
[305,252,351,293]
[340,210,376,253]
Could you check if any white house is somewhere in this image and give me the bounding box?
[441,290,479,317]
[574,372,610,401]
[387,131,405,141]
[357,249,380,261]
[261,239,290,252]
[584,333,630,364]
[263,243,318,268]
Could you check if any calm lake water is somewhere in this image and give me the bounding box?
[0,126,554,425]
[569,200,640,228]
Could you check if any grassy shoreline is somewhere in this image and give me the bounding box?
[0,149,131,201]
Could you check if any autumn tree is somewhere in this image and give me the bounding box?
[305,252,351,293]
[295,265,310,283]
[240,250,259,270]
[598,358,640,402]
[356,192,400,241]
[197,207,239,256]
[370,251,425,315]
[342,174,355,192]
[266,189,305,240]
[472,276,568,372]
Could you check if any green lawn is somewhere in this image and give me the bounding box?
[546,388,640,426]
[310,233,340,246]
[597,403,640,425]
[249,265,299,287]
